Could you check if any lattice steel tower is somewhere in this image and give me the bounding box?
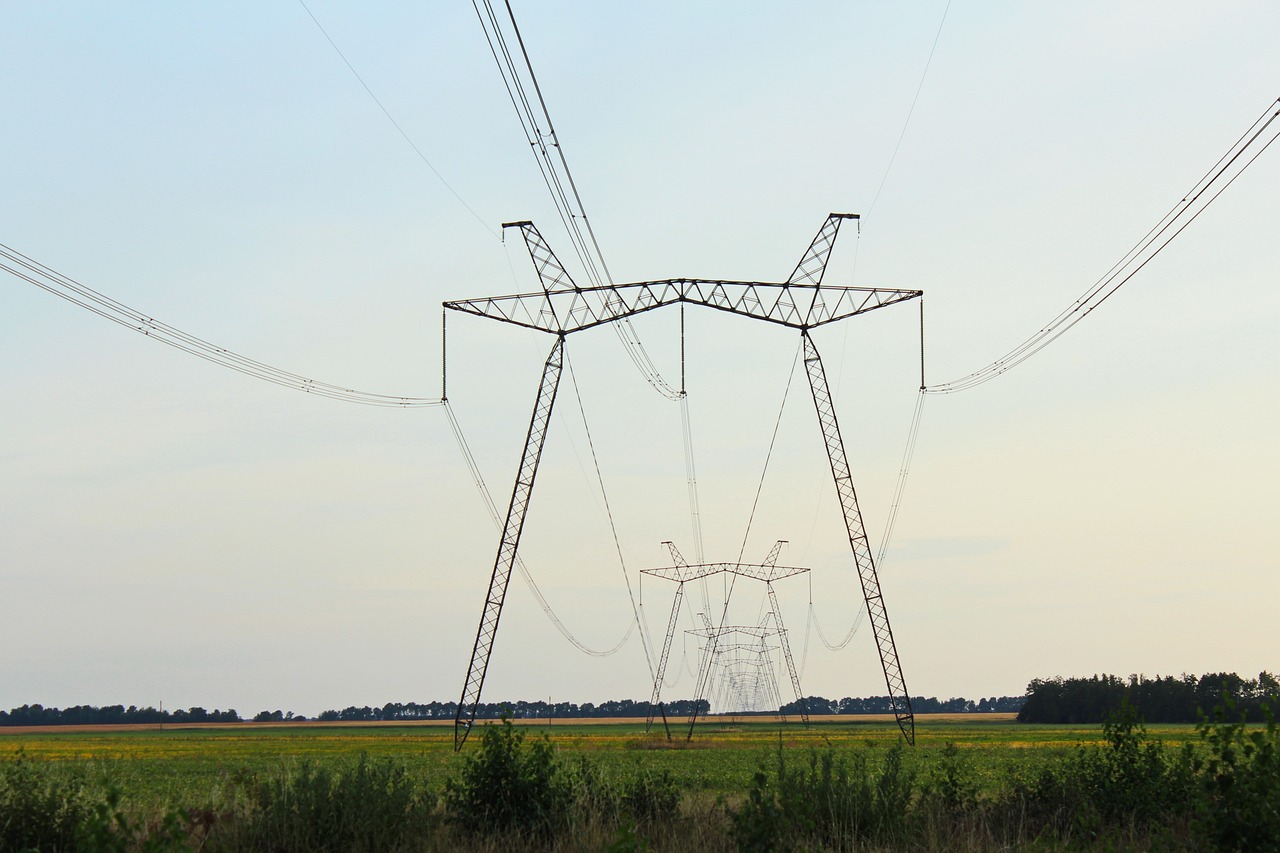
[641,539,810,738]
[444,214,921,749]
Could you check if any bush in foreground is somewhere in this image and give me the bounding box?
[209,755,436,852]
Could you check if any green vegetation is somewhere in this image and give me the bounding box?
[0,706,1276,851]
[1019,671,1280,723]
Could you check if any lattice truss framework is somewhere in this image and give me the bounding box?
[642,540,810,737]
[445,216,919,335]
[445,213,921,750]
[688,627,784,715]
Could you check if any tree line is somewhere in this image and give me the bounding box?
[780,695,1026,716]
[0,704,241,726]
[1018,671,1280,723]
[11,675,1270,727]
[1,693,1025,726]
[315,698,710,721]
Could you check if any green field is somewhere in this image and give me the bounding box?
[0,714,1271,851]
[0,714,1198,807]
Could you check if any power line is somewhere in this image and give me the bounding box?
[471,0,682,401]
[866,0,953,216]
[296,0,498,239]
[443,401,634,657]
[564,355,657,678]
[876,390,926,567]
[0,243,441,408]
[812,600,866,652]
[737,342,802,563]
[927,96,1280,394]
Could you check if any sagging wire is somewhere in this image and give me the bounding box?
[736,341,802,563]
[0,244,442,408]
[564,354,658,680]
[471,0,682,401]
[876,389,926,566]
[928,96,1280,394]
[804,301,926,655]
[689,343,801,716]
[296,0,498,239]
[443,400,633,657]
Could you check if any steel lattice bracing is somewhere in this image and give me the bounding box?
[641,562,809,584]
[645,541,690,733]
[642,541,810,737]
[454,336,565,750]
[688,625,791,717]
[789,213,856,285]
[445,277,919,336]
[506,221,578,293]
[444,215,919,337]
[801,330,915,744]
[445,213,921,749]
[765,582,808,723]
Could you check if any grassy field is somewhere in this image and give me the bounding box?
[4,712,1275,850]
[0,713,1202,809]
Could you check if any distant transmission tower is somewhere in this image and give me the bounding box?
[641,539,810,738]
[691,626,784,715]
[444,214,922,749]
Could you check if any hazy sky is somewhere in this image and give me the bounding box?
[2,2,1277,717]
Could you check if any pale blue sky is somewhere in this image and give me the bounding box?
[1,2,1276,716]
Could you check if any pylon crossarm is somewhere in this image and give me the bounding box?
[641,562,808,583]
[445,278,920,336]
[454,336,566,750]
[687,625,779,639]
[449,213,915,336]
[800,330,914,745]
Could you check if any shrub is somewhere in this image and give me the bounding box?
[214,754,435,852]
[620,768,680,824]
[444,717,571,839]
[0,753,189,852]
[729,740,917,852]
[920,742,978,813]
[0,751,94,852]
[1013,701,1193,841]
[1193,699,1280,852]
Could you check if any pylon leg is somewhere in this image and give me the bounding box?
[646,581,684,737]
[454,336,565,750]
[766,582,809,725]
[800,330,914,744]
[686,622,718,740]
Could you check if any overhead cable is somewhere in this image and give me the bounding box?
[564,356,658,678]
[297,0,498,238]
[927,96,1280,394]
[876,390,926,567]
[443,401,634,657]
[0,243,441,408]
[692,345,800,718]
[471,0,682,400]
[812,601,865,652]
[867,0,953,216]
[736,343,802,563]
[301,0,678,403]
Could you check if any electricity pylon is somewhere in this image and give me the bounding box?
[640,540,810,738]
[444,214,921,749]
